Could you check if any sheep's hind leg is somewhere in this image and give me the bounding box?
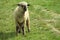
[26,19,30,32]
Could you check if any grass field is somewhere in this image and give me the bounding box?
[0,0,60,40]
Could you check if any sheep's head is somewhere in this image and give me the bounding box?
[17,1,30,11]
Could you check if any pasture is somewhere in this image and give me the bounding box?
[0,0,60,40]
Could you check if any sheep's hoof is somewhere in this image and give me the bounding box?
[28,30,30,32]
[18,31,21,33]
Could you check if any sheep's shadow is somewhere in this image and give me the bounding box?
[0,32,16,40]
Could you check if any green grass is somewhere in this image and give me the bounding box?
[0,0,60,40]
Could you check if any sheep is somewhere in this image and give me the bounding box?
[14,1,30,35]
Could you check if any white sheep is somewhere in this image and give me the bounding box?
[14,1,30,35]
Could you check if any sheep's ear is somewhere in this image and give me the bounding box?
[17,4,21,6]
[27,4,30,6]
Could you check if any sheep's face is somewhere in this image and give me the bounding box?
[17,1,30,11]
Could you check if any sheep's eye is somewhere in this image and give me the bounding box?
[21,5,24,7]
[17,4,23,7]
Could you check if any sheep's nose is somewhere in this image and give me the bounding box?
[23,6,27,11]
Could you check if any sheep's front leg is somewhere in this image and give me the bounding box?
[21,16,26,35]
[22,24,24,35]
[16,24,20,35]
[16,20,21,35]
